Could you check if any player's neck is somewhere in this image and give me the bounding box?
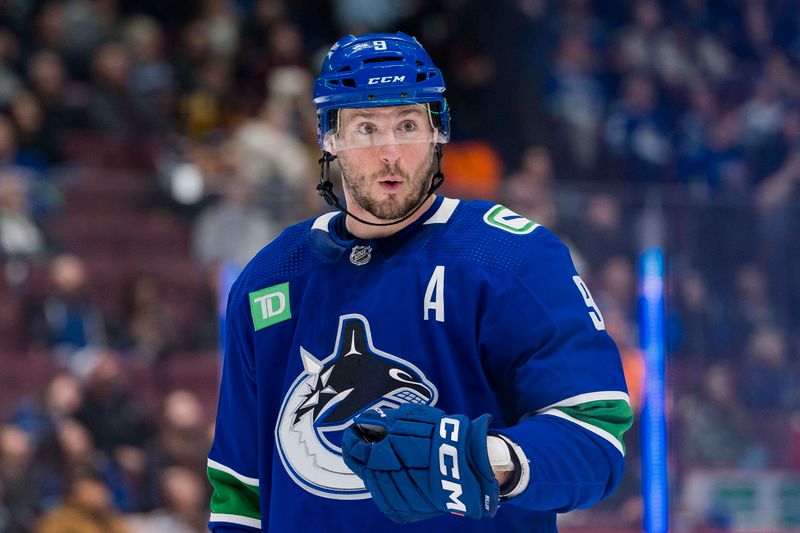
[345,194,437,240]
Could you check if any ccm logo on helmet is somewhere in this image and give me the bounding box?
[438,417,466,514]
[367,75,406,85]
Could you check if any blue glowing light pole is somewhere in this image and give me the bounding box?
[639,198,668,533]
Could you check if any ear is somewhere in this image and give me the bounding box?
[323,134,339,156]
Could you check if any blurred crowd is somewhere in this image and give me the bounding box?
[0,0,799,531]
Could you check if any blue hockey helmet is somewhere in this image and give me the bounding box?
[313,32,450,152]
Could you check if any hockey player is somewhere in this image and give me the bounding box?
[207,32,633,532]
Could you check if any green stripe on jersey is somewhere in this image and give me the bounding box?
[551,399,633,454]
[208,466,261,521]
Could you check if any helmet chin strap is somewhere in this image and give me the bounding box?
[316,144,445,228]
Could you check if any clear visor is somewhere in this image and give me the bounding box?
[322,103,449,153]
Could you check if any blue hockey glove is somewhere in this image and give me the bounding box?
[342,404,499,524]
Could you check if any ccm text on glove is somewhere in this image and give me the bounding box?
[341,404,505,524]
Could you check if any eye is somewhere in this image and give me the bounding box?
[399,120,417,133]
[356,122,376,135]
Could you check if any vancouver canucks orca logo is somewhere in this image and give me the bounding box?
[275,314,438,499]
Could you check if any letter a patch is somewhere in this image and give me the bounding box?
[249,282,291,330]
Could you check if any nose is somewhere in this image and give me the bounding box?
[377,143,401,165]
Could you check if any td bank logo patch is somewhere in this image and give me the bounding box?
[249,283,291,330]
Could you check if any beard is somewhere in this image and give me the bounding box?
[338,147,436,221]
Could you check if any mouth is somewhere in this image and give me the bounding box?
[377,176,403,192]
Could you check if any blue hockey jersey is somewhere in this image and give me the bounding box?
[207,196,633,532]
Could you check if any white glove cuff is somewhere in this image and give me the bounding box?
[487,435,514,471]
[489,434,531,499]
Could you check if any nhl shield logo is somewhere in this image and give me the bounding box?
[349,245,372,266]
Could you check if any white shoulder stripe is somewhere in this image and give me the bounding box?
[424,197,459,225]
[209,513,261,529]
[207,458,259,487]
[539,391,630,412]
[540,409,625,456]
[312,211,338,232]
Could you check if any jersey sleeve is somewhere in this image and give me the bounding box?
[480,228,633,512]
[207,278,262,531]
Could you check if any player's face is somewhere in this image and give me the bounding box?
[334,105,437,222]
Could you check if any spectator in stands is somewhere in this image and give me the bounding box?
[754,103,800,203]
[0,169,48,260]
[239,5,311,112]
[34,418,104,512]
[0,424,42,532]
[74,353,152,457]
[570,192,633,271]
[234,98,314,222]
[679,364,761,467]
[26,50,83,138]
[0,28,23,106]
[8,89,60,166]
[741,76,785,153]
[741,0,774,60]
[727,263,777,348]
[73,352,157,512]
[152,390,210,474]
[754,106,800,200]
[172,20,212,94]
[503,145,557,227]
[698,110,749,195]
[611,0,666,75]
[594,254,637,314]
[240,0,290,56]
[192,176,278,268]
[107,390,211,516]
[676,80,721,187]
[35,468,128,533]
[33,3,65,56]
[85,41,152,137]
[180,59,235,138]
[669,268,727,361]
[0,114,47,173]
[242,20,310,112]
[544,30,605,173]
[265,20,308,72]
[24,254,105,372]
[58,0,117,69]
[160,132,231,214]
[127,465,209,533]
[740,326,795,412]
[11,372,82,446]
[604,71,672,181]
[108,272,177,362]
[199,0,241,61]
[121,15,176,130]
[266,65,317,140]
